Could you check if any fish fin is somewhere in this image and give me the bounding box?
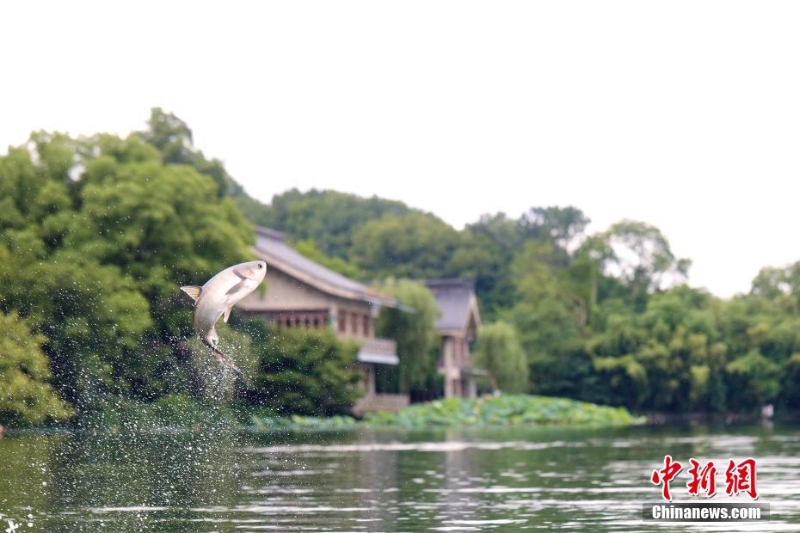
[225,280,246,296]
[180,285,202,303]
[232,265,252,280]
[201,338,242,375]
[222,305,232,323]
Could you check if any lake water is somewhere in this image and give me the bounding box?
[1,422,798,531]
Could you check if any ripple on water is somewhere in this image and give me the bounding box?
[6,426,800,531]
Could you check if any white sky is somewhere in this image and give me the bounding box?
[2,1,799,298]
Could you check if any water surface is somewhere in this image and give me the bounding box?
[1,423,798,531]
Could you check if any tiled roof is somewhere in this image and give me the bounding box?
[424,279,481,333]
[253,226,397,307]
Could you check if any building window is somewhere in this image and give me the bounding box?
[339,311,347,333]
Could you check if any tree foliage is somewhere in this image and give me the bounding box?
[599,220,691,308]
[293,238,363,279]
[251,186,800,416]
[138,107,235,197]
[374,279,441,398]
[518,206,590,252]
[0,113,254,422]
[351,213,464,279]
[0,311,73,425]
[472,322,528,393]
[248,188,413,259]
[4,109,799,425]
[238,321,363,416]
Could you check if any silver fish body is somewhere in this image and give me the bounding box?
[180,260,267,372]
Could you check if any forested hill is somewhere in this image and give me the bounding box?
[232,186,691,322]
[4,107,800,424]
[230,131,800,417]
[234,188,417,259]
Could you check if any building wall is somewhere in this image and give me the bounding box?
[241,266,336,310]
[239,266,376,339]
[439,334,478,399]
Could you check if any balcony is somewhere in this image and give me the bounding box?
[344,336,398,366]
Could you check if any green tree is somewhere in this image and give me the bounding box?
[251,188,414,259]
[750,262,800,314]
[587,312,649,409]
[139,107,234,197]
[0,125,255,413]
[69,136,253,307]
[584,285,732,412]
[781,353,800,408]
[374,279,441,397]
[567,235,619,325]
[460,213,522,320]
[0,247,153,408]
[599,220,691,309]
[472,322,528,393]
[351,213,464,279]
[239,320,362,416]
[725,350,781,411]
[500,237,613,401]
[294,238,363,279]
[504,241,585,362]
[517,206,590,253]
[0,311,73,426]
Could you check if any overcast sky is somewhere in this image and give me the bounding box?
[2,1,799,298]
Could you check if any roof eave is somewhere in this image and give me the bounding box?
[252,247,398,308]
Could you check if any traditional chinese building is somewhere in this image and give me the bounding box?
[423,279,482,398]
[239,226,408,414]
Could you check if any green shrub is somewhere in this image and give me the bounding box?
[363,394,642,428]
[238,321,363,416]
[0,311,73,426]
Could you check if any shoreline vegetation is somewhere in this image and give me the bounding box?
[252,396,643,431]
[5,109,800,431]
[3,394,781,437]
[3,394,643,434]
[360,394,642,429]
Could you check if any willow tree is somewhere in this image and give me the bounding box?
[374,279,441,398]
[472,321,528,393]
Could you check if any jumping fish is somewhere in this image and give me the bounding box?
[180,260,267,373]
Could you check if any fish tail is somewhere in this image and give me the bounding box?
[201,338,243,375]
